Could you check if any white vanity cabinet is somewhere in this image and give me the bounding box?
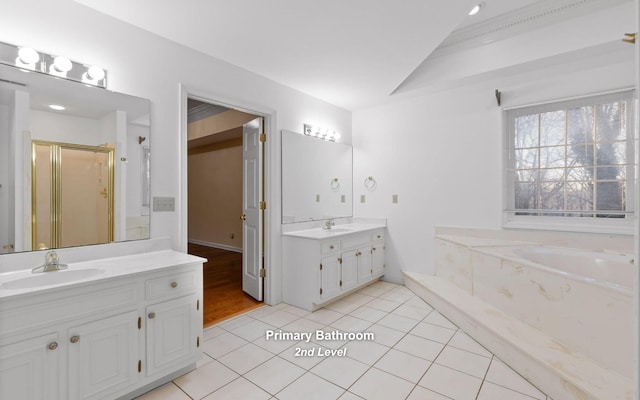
[283,227,385,311]
[0,251,204,400]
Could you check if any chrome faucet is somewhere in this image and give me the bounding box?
[32,251,68,273]
[322,219,335,230]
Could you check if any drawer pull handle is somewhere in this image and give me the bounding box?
[48,342,58,351]
[70,336,80,344]
[171,282,178,288]
[329,245,334,250]
[372,247,376,251]
[148,312,156,319]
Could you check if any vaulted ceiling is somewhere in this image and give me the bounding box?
[73,0,633,110]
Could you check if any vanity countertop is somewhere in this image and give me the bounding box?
[0,250,205,299]
[282,223,386,239]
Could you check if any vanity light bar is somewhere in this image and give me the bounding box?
[0,41,107,89]
[303,123,341,142]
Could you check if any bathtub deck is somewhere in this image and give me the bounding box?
[403,271,633,400]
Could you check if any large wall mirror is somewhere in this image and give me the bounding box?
[0,63,151,253]
[282,130,352,223]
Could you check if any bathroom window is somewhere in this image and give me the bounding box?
[504,90,635,234]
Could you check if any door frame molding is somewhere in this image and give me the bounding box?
[178,84,279,305]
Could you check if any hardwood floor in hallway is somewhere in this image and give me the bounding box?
[188,243,262,327]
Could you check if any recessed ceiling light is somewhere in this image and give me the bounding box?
[49,104,65,111]
[469,2,484,15]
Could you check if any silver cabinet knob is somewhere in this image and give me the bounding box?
[148,312,156,319]
[70,336,80,344]
[48,342,58,351]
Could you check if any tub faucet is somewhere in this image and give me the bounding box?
[323,219,335,230]
[32,251,68,273]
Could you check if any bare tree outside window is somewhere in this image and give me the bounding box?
[512,94,630,219]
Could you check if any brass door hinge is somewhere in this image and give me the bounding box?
[197,337,200,348]
[138,360,142,373]
[259,201,266,210]
[338,257,342,264]
[320,288,323,295]
[260,268,266,278]
[339,280,342,287]
[320,264,323,270]
[623,32,636,44]
[197,299,200,311]
[259,133,267,142]
[137,317,142,330]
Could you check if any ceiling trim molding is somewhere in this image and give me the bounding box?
[432,0,631,58]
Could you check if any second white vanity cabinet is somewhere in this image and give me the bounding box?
[283,226,385,311]
[0,251,204,400]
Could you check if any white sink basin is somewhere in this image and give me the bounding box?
[1,268,107,290]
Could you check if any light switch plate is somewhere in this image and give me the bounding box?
[360,194,366,203]
[153,196,175,212]
[392,194,398,203]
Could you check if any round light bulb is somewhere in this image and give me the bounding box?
[18,47,39,64]
[87,65,105,81]
[468,2,483,15]
[53,56,72,72]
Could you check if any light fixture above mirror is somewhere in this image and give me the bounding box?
[304,123,341,142]
[0,41,107,88]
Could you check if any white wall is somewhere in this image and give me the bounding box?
[353,52,635,283]
[0,0,351,304]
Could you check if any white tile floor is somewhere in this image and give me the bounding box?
[137,281,553,400]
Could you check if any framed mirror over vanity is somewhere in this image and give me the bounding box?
[0,54,151,253]
[281,129,353,224]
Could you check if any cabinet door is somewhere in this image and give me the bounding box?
[146,294,199,377]
[340,250,358,291]
[0,333,59,400]
[357,245,373,284]
[67,311,139,400]
[372,243,385,277]
[320,256,341,301]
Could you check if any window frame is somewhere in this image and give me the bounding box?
[503,90,635,235]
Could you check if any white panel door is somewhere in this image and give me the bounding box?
[340,250,358,291]
[67,311,139,400]
[242,117,263,301]
[320,255,341,301]
[146,295,199,376]
[357,246,373,284]
[0,333,59,400]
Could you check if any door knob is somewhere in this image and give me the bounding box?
[148,312,156,319]
[70,335,80,344]
[48,342,58,351]
[240,214,246,221]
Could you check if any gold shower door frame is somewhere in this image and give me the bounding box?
[32,141,115,249]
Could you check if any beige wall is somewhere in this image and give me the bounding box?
[188,139,243,250]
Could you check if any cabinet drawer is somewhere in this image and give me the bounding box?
[146,271,197,301]
[372,231,385,243]
[341,235,370,250]
[322,241,340,254]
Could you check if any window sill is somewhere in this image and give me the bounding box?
[503,214,634,236]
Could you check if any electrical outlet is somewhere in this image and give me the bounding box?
[341,194,346,203]
[360,194,366,203]
[153,196,175,212]
[392,194,398,204]
[316,194,320,202]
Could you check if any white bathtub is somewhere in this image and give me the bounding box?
[434,237,635,380]
[512,247,634,292]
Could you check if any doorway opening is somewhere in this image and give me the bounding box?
[186,98,266,326]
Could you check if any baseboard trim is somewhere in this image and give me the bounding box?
[188,239,242,253]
